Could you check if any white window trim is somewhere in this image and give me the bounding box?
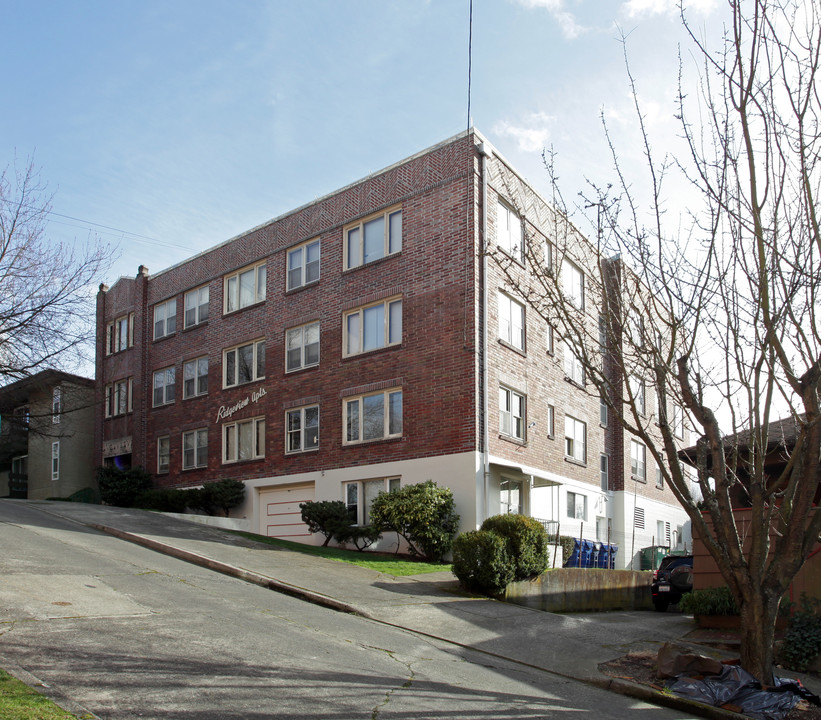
[224,261,267,314]
[157,436,170,474]
[343,388,403,445]
[183,428,208,470]
[567,491,587,521]
[344,206,402,270]
[343,477,401,525]
[600,453,609,491]
[51,441,59,481]
[499,386,526,441]
[343,297,402,357]
[106,313,134,355]
[183,356,209,399]
[285,404,320,454]
[153,298,177,340]
[631,439,647,482]
[497,201,524,264]
[564,344,585,386]
[153,367,175,407]
[498,292,525,351]
[184,285,210,328]
[52,387,61,424]
[562,258,585,310]
[222,416,265,463]
[285,322,320,372]
[287,238,321,290]
[105,378,132,418]
[564,415,587,464]
[223,339,265,388]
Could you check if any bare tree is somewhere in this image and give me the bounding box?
[490,0,821,684]
[0,160,110,383]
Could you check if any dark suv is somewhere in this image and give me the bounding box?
[651,555,693,611]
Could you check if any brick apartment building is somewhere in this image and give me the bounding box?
[95,129,690,568]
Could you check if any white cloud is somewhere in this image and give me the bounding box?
[621,0,719,19]
[492,112,555,152]
[513,0,587,39]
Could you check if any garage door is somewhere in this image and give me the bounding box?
[258,482,315,541]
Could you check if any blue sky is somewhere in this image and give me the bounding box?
[1,0,721,284]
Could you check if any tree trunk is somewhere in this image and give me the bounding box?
[738,592,780,685]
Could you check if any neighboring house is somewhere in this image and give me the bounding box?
[95,129,690,568]
[0,370,96,500]
[680,416,821,596]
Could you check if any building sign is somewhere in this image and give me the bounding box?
[102,436,132,457]
[215,386,267,424]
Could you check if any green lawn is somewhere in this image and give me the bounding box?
[229,531,452,577]
[0,669,91,719]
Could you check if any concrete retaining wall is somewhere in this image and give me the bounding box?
[162,512,251,533]
[503,568,653,612]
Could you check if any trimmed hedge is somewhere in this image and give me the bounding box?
[452,530,514,594]
[480,514,548,580]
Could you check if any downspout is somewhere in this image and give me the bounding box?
[477,140,492,525]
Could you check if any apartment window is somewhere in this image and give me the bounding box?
[498,292,525,351]
[51,441,59,481]
[543,239,553,270]
[183,428,208,470]
[154,298,177,340]
[286,405,319,453]
[225,261,266,313]
[656,464,665,488]
[501,478,522,515]
[564,344,585,385]
[565,415,586,463]
[600,453,609,491]
[344,389,403,444]
[497,201,523,263]
[547,404,555,439]
[286,322,320,372]
[630,376,646,415]
[224,339,265,388]
[184,286,209,328]
[106,313,133,354]
[631,439,647,482]
[287,238,320,290]
[600,397,608,426]
[672,403,685,439]
[546,324,554,355]
[344,298,402,356]
[345,208,402,270]
[153,367,175,407]
[562,259,584,310]
[344,477,400,525]
[499,387,525,441]
[598,314,607,352]
[52,387,61,424]
[105,379,132,417]
[656,520,671,546]
[157,436,170,474]
[183,357,209,398]
[223,417,265,463]
[567,491,587,521]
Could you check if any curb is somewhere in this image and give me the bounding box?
[0,660,102,720]
[90,522,736,720]
[88,524,369,619]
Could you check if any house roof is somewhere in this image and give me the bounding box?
[0,370,94,409]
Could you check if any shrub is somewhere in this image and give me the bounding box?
[202,478,245,516]
[134,488,189,513]
[480,514,548,580]
[300,500,352,547]
[779,595,821,673]
[679,586,739,616]
[335,524,382,552]
[452,530,514,594]
[369,480,460,562]
[96,466,152,508]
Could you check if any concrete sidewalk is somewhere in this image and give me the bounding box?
[19,500,818,718]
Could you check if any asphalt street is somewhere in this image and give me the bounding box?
[0,501,699,719]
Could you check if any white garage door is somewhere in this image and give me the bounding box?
[258,482,315,541]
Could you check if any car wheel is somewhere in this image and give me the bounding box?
[670,565,693,592]
[653,598,670,612]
